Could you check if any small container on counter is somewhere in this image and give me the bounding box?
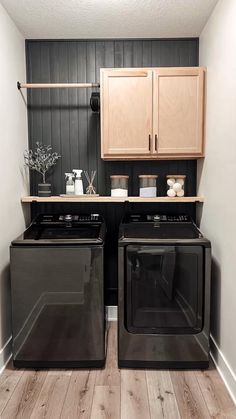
[166,175,186,197]
[65,173,75,195]
[110,175,129,197]
[139,175,158,197]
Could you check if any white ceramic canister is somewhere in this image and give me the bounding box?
[110,175,129,197]
[139,175,158,197]
[166,175,186,197]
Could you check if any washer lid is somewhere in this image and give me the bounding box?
[36,224,101,240]
[11,214,105,245]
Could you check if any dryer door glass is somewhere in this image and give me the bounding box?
[126,245,203,334]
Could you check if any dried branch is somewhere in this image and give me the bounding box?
[24,142,61,183]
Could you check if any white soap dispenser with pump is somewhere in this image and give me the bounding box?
[73,169,84,195]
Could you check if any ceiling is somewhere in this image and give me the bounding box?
[1,0,218,39]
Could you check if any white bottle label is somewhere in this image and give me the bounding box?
[139,187,157,197]
[74,180,84,195]
[66,185,74,194]
[111,189,128,197]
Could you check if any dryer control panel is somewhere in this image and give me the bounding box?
[126,214,191,223]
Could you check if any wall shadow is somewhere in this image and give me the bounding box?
[0,263,12,358]
[210,256,221,352]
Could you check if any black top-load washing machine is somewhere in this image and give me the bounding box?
[10,213,106,368]
[118,214,211,369]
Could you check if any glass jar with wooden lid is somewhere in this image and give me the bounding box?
[110,175,129,197]
[139,175,158,197]
[166,175,186,197]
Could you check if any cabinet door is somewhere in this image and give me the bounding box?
[101,69,153,158]
[153,68,204,156]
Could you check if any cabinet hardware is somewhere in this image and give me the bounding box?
[149,135,151,151]
[155,134,158,151]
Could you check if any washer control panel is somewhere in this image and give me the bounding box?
[34,214,101,224]
[59,214,100,222]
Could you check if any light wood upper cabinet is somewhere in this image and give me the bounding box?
[101,69,153,157]
[153,68,204,156]
[101,67,205,160]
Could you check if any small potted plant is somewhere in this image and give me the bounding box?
[24,142,61,197]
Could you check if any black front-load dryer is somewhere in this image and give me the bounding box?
[118,214,211,369]
[10,213,106,368]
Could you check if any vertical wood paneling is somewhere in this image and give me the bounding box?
[68,42,79,171]
[114,41,124,67]
[40,43,51,143]
[133,41,143,67]
[159,41,174,66]
[50,42,62,193]
[105,41,115,68]
[142,40,152,66]
[124,41,133,67]
[86,42,97,178]
[28,42,43,194]
[26,38,199,304]
[151,40,161,66]
[59,42,70,188]
[40,43,52,186]
[95,42,106,192]
[179,39,192,66]
[77,42,88,171]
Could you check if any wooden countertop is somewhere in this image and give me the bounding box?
[21,196,204,203]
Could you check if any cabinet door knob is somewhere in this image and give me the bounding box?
[155,134,158,151]
[149,134,151,151]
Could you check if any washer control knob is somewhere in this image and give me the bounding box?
[64,214,72,222]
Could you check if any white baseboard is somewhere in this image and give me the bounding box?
[210,334,236,405]
[106,305,118,321]
[0,336,12,375]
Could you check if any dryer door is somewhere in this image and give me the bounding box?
[126,245,203,334]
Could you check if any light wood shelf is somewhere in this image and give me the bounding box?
[21,196,204,203]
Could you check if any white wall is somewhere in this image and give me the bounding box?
[198,0,236,401]
[0,4,29,371]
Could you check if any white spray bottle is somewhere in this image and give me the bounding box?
[65,173,75,195]
[73,169,84,195]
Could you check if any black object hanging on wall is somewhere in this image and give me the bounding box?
[90,92,100,112]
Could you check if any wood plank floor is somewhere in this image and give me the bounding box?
[0,322,235,419]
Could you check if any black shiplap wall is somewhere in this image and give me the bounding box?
[26,38,199,305]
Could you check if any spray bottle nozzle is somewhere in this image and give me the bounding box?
[72,169,83,178]
[65,172,74,179]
